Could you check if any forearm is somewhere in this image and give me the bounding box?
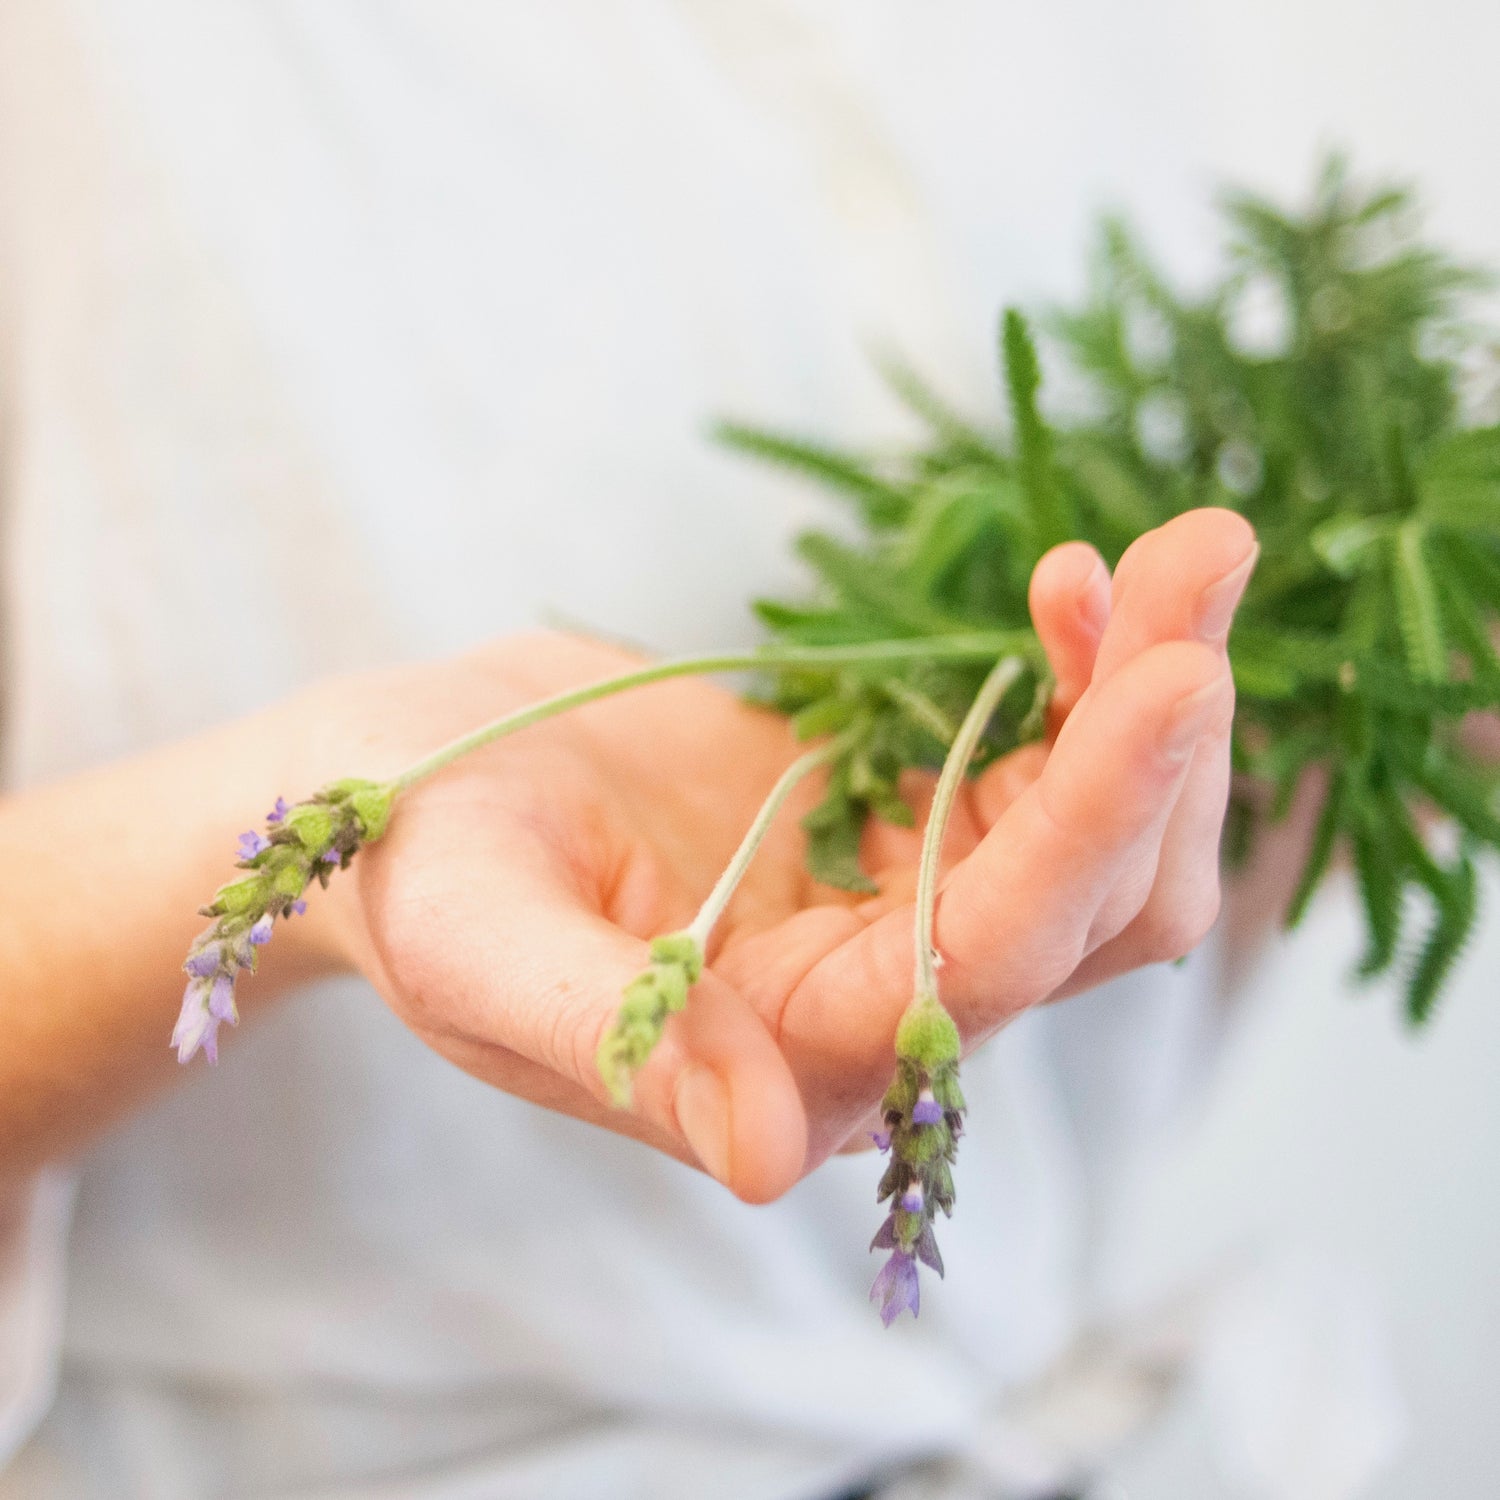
[0,696,352,1179]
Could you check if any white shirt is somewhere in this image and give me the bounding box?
[0,3,1448,1495]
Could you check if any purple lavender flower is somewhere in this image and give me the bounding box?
[321,848,341,864]
[172,970,240,1067]
[870,1250,920,1326]
[171,980,221,1065]
[237,830,269,861]
[899,1182,924,1214]
[912,1091,943,1125]
[289,899,307,916]
[184,944,221,979]
[207,975,236,1022]
[249,914,274,946]
[870,1129,892,1152]
[266,796,289,824]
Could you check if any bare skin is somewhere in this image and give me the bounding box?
[0,509,1255,1203]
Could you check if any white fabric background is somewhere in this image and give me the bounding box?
[0,2,1494,1496]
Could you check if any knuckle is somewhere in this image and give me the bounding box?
[1032,938,1087,1002]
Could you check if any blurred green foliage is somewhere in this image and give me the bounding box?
[722,158,1500,1023]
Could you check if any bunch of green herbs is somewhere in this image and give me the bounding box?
[723,157,1500,1025]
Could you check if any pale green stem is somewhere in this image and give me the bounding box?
[391,633,1037,793]
[684,733,850,950]
[881,678,959,746]
[912,655,1028,1001]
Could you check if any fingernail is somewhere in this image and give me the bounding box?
[1164,675,1229,757]
[676,1066,732,1184]
[1076,555,1111,637]
[1197,544,1259,642]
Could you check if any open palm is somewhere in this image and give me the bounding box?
[331,510,1254,1203]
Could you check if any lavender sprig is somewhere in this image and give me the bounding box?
[596,933,704,1107]
[176,637,1033,1067]
[173,779,394,1064]
[597,732,852,1106]
[869,654,1030,1325]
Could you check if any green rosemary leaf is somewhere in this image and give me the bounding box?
[1436,562,1500,698]
[1001,309,1071,554]
[876,354,1005,466]
[1405,851,1479,1026]
[1439,533,1500,637]
[801,775,879,895]
[1285,770,1348,929]
[792,693,862,740]
[1310,514,1392,577]
[1068,442,1169,542]
[895,474,1024,594]
[1401,748,1500,849]
[1419,426,1500,532]
[752,599,891,646]
[794,531,951,634]
[713,422,912,528]
[1350,803,1404,977]
[1392,522,1448,682]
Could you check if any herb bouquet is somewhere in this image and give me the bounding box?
[175,160,1499,1325]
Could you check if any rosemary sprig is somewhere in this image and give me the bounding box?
[737,155,1499,1025]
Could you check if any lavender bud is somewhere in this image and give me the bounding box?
[249,915,274,946]
[266,796,289,824]
[894,994,960,1070]
[597,932,705,1107]
[284,804,336,848]
[184,945,221,979]
[912,1091,943,1125]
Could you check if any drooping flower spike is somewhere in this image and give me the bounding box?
[172,779,395,1064]
[867,654,1030,1325]
[868,997,965,1324]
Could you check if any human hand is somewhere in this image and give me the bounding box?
[308,508,1254,1203]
